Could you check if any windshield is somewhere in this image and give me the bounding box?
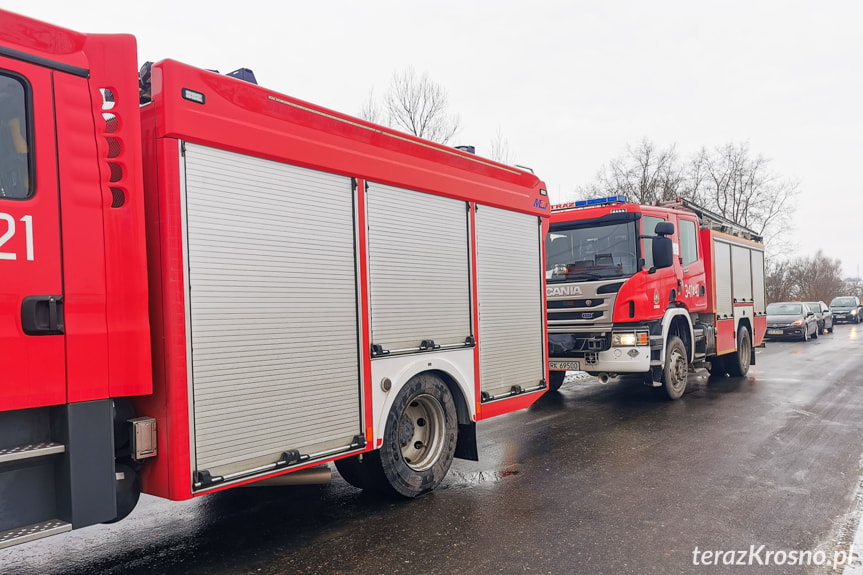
[546,221,638,283]
[767,303,803,315]
[830,297,857,307]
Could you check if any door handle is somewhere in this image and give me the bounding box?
[21,295,65,335]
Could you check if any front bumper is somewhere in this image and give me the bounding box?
[765,326,807,338]
[548,332,651,374]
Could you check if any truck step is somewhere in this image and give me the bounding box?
[0,442,65,463]
[0,519,72,550]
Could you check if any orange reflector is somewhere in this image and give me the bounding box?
[637,333,649,346]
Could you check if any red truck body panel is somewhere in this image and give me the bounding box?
[1,8,549,545]
[131,59,548,500]
[1,10,151,410]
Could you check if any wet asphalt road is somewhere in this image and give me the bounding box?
[3,324,863,575]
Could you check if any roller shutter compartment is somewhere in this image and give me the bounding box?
[366,182,472,355]
[475,206,544,398]
[182,143,362,481]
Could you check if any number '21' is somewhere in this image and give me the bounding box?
[0,213,34,261]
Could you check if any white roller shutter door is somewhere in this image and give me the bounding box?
[366,182,471,354]
[475,205,544,397]
[183,143,361,478]
[751,249,765,312]
[714,240,733,316]
[731,244,753,302]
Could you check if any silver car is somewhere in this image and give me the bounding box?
[805,301,834,334]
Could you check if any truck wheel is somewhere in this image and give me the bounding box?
[661,336,688,400]
[362,373,457,498]
[548,370,566,392]
[725,327,752,377]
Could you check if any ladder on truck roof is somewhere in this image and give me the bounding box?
[656,197,763,243]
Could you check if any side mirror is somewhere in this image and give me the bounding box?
[651,236,674,271]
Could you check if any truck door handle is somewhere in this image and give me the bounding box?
[21,295,65,335]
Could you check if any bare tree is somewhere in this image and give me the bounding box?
[574,139,799,254]
[765,258,794,303]
[684,142,799,248]
[581,139,682,204]
[766,251,846,303]
[358,89,382,125]
[488,127,512,164]
[360,67,460,145]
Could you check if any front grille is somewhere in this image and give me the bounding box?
[548,310,605,321]
[548,298,604,309]
[548,333,611,356]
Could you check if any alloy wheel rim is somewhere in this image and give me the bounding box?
[398,394,446,472]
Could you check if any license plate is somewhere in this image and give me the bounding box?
[549,361,580,371]
[836,315,846,320]
[767,329,783,335]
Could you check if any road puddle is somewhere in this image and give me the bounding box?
[446,465,521,488]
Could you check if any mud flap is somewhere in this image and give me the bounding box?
[455,422,478,461]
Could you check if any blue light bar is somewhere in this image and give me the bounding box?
[551,195,627,211]
[589,195,626,205]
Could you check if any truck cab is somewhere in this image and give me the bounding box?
[545,195,765,398]
[546,197,702,383]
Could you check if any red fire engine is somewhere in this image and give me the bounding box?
[0,10,550,548]
[546,195,767,398]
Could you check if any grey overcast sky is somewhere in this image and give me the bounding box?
[5,1,862,278]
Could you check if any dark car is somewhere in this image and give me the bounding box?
[829,296,863,324]
[805,301,834,334]
[765,301,819,342]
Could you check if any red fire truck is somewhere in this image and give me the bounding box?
[0,10,550,548]
[546,195,766,398]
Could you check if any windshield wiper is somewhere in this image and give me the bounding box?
[565,271,603,280]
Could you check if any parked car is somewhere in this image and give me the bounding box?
[805,301,834,334]
[829,296,863,324]
[765,301,819,342]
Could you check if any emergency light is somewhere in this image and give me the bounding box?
[551,195,627,211]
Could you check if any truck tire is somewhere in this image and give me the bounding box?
[661,336,688,400]
[360,373,458,498]
[548,370,566,392]
[725,327,752,377]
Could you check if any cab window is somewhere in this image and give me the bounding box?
[679,218,698,265]
[641,215,665,269]
[0,73,31,199]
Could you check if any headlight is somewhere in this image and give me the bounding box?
[852,309,859,316]
[792,319,802,325]
[614,333,637,346]
[612,332,649,346]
